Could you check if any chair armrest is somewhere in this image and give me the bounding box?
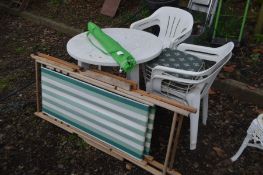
[177,43,219,53]
[177,43,221,62]
[152,65,207,77]
[130,16,159,31]
[152,51,231,80]
[177,42,234,62]
[151,73,202,85]
[148,71,204,93]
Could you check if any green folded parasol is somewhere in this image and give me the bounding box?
[87,22,136,73]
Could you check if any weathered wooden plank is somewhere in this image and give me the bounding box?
[117,88,192,116]
[80,69,135,91]
[92,69,137,90]
[135,90,196,113]
[37,52,79,71]
[31,54,77,72]
[33,54,138,91]
[144,157,181,175]
[169,116,184,168]
[35,62,41,112]
[100,0,121,17]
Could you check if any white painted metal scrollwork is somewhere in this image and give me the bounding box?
[231,114,263,161]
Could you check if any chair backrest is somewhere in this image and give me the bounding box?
[131,7,193,48]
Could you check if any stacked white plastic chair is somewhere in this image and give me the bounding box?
[188,0,218,27]
[231,114,263,161]
[147,42,234,150]
[130,7,194,49]
[131,7,235,150]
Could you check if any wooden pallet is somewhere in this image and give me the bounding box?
[32,53,196,175]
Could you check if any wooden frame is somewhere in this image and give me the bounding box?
[33,53,196,175]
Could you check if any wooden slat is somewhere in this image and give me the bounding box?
[31,54,76,72]
[144,157,181,175]
[80,69,137,91]
[35,62,41,112]
[33,54,137,91]
[169,116,184,169]
[36,53,80,71]
[69,71,153,106]
[135,90,197,113]
[92,69,137,90]
[163,113,178,175]
[117,88,191,116]
[69,72,116,90]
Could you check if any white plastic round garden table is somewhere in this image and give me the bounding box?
[67,28,163,87]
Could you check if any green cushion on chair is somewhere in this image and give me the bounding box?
[147,49,204,74]
[145,49,205,94]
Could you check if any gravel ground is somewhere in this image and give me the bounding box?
[0,10,262,175]
[26,0,147,29]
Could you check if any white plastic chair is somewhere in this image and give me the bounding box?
[188,0,218,27]
[146,42,234,150]
[231,114,263,162]
[130,7,194,49]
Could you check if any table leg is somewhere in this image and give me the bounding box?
[78,61,90,69]
[127,64,140,88]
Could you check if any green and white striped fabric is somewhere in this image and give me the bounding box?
[41,67,155,159]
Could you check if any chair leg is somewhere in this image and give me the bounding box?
[202,93,209,125]
[187,94,201,150]
[231,135,250,162]
[146,82,151,92]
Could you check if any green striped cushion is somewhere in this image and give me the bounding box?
[41,67,155,159]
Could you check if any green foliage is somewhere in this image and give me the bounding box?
[49,0,65,6]
[0,78,8,93]
[250,53,261,64]
[15,47,26,53]
[254,34,263,44]
[67,134,87,150]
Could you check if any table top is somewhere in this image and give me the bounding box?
[67,28,163,66]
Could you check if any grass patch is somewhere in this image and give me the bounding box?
[0,78,9,93]
[212,0,249,41]
[15,47,26,54]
